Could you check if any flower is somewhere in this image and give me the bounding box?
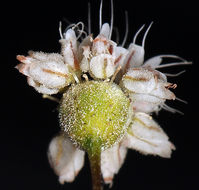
[16,52,73,94]
[15,2,191,189]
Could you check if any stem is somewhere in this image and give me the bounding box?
[88,150,103,190]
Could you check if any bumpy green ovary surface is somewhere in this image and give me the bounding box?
[59,81,130,153]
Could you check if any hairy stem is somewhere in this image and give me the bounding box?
[88,150,103,190]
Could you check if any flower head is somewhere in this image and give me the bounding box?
[15,1,191,189]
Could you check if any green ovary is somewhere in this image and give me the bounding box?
[59,81,130,153]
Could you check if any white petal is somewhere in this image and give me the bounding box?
[150,82,175,100]
[28,51,64,63]
[64,29,77,53]
[122,68,156,94]
[16,55,33,64]
[143,56,162,69]
[60,29,79,70]
[100,23,110,38]
[114,46,129,67]
[101,144,127,185]
[92,33,116,56]
[80,57,90,72]
[130,93,164,113]
[82,46,91,59]
[29,60,71,89]
[92,36,108,55]
[48,134,85,184]
[60,39,79,70]
[16,55,33,76]
[78,35,92,60]
[122,68,175,100]
[16,53,73,94]
[152,69,167,82]
[113,47,129,82]
[27,77,59,95]
[143,54,188,69]
[90,54,115,79]
[124,43,144,69]
[15,63,30,77]
[79,35,92,50]
[80,45,92,72]
[122,112,175,158]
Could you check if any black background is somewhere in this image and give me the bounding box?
[1,0,198,190]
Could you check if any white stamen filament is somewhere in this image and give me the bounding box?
[164,70,186,77]
[142,22,153,48]
[88,2,91,34]
[42,94,60,103]
[156,61,192,69]
[114,27,120,44]
[176,97,188,104]
[59,21,64,39]
[99,0,103,31]
[121,11,129,47]
[161,104,184,115]
[72,22,85,40]
[133,24,145,44]
[157,54,187,61]
[109,0,114,39]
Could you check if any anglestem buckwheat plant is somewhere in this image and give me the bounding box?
[15,1,191,190]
